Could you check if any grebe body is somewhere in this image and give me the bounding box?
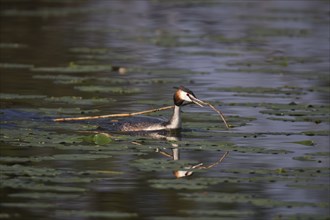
[113,86,204,132]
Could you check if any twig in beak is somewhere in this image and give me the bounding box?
[187,94,229,129]
[189,95,206,107]
[203,101,230,129]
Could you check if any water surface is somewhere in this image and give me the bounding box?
[0,1,329,219]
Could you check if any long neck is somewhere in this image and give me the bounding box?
[166,105,182,130]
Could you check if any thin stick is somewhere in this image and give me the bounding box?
[53,105,174,122]
[203,101,230,129]
[53,100,230,129]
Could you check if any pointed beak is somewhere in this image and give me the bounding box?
[189,95,206,107]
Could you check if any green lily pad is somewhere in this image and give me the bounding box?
[128,67,208,76]
[83,133,113,145]
[44,96,115,105]
[55,210,138,218]
[33,74,90,85]
[302,130,329,136]
[292,156,316,161]
[69,47,110,54]
[179,209,254,217]
[306,152,329,156]
[0,93,46,99]
[292,140,314,146]
[0,43,27,48]
[38,107,100,115]
[179,192,327,208]
[74,86,141,94]
[0,63,34,69]
[9,192,80,199]
[0,203,55,209]
[249,27,309,37]
[210,86,304,95]
[31,64,113,73]
[148,178,223,190]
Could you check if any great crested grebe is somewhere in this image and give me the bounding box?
[115,86,205,132]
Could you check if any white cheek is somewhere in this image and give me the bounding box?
[178,91,191,102]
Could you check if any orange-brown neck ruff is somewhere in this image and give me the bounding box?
[173,91,184,106]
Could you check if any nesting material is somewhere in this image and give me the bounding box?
[54,100,229,129]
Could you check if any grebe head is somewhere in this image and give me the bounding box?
[173,86,205,107]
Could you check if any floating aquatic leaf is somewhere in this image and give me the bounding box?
[74,85,141,94]
[33,74,90,85]
[69,47,110,54]
[38,107,99,115]
[90,133,113,145]
[302,130,329,136]
[0,164,61,177]
[179,209,254,217]
[209,34,258,44]
[0,7,107,17]
[306,152,329,157]
[249,27,309,37]
[56,210,138,218]
[177,50,241,57]
[0,43,27,48]
[9,192,80,199]
[292,156,316,161]
[210,86,304,95]
[179,192,327,208]
[31,64,113,73]
[149,178,223,190]
[292,140,314,146]
[44,96,115,105]
[0,93,46,99]
[0,203,55,209]
[128,67,208,76]
[0,63,34,69]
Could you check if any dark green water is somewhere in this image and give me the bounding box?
[0,1,329,220]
